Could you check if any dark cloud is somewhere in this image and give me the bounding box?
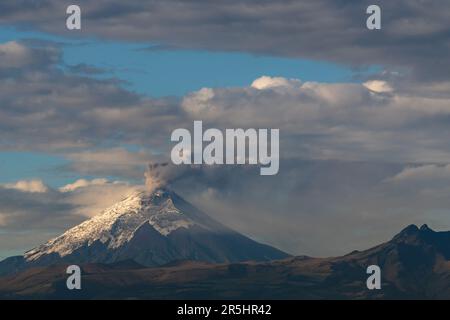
[167,160,450,256]
[0,186,80,230]
[0,0,449,80]
[0,41,184,151]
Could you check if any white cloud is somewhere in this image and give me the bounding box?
[182,87,215,113]
[3,180,49,193]
[178,76,450,163]
[64,181,140,218]
[59,178,110,192]
[251,76,300,90]
[363,80,393,93]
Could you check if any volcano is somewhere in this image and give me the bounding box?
[0,188,288,276]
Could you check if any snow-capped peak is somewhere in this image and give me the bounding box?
[24,189,195,261]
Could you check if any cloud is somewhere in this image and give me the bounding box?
[59,178,109,192]
[0,41,183,152]
[388,164,450,183]
[58,178,139,218]
[181,76,450,163]
[0,187,78,231]
[0,177,141,256]
[64,148,156,179]
[63,180,140,218]
[0,41,59,69]
[363,80,393,93]
[386,164,450,197]
[0,177,139,232]
[2,180,49,193]
[165,160,450,256]
[251,76,301,90]
[0,1,449,81]
[182,88,215,114]
[2,41,450,167]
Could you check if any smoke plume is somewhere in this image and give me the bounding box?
[144,162,169,193]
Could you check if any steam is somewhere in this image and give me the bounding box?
[144,162,169,193]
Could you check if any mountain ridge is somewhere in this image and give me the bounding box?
[2,186,450,299]
[2,223,450,299]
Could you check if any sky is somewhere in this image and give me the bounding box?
[0,0,450,259]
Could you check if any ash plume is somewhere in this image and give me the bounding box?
[144,162,169,193]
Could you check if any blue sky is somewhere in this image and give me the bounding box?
[63,43,358,97]
[0,152,69,186]
[0,26,371,187]
[0,26,363,98]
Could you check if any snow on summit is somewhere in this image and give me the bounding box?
[25,189,195,261]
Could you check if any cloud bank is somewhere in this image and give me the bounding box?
[2,41,450,165]
[1,0,449,81]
